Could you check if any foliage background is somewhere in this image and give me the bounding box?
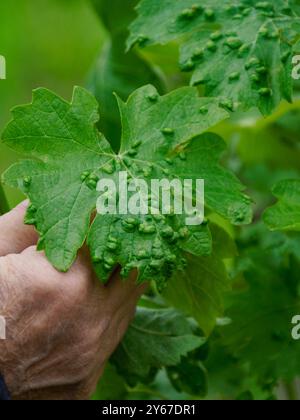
[0,0,104,206]
[1,0,300,400]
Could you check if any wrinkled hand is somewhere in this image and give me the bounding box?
[0,201,146,400]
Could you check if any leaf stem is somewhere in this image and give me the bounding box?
[0,183,9,215]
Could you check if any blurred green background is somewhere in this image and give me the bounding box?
[1,0,300,401]
[0,0,106,208]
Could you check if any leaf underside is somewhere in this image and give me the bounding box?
[112,307,205,382]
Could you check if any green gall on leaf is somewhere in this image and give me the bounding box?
[165,158,173,165]
[204,8,215,20]
[179,151,187,161]
[192,48,204,59]
[210,31,223,41]
[152,248,164,259]
[102,163,115,175]
[259,87,272,97]
[80,170,91,181]
[136,34,150,46]
[23,176,32,188]
[127,148,138,157]
[92,256,102,264]
[180,8,197,19]
[132,140,142,148]
[256,66,268,75]
[229,72,240,82]
[225,37,243,50]
[206,41,217,52]
[161,128,175,135]
[104,256,115,267]
[199,106,208,115]
[256,2,273,11]
[180,59,195,72]
[237,43,251,58]
[108,235,118,243]
[179,227,190,239]
[245,57,261,70]
[139,223,156,234]
[137,250,149,260]
[122,219,138,232]
[107,242,118,252]
[161,226,174,239]
[250,73,261,83]
[219,99,234,112]
[86,179,98,190]
[259,27,269,38]
[146,93,158,102]
[233,14,243,20]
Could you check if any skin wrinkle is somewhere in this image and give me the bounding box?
[0,202,148,400]
[24,276,143,392]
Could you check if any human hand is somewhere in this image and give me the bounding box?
[0,201,146,400]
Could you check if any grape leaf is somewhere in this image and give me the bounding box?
[219,223,300,383]
[264,179,300,231]
[163,225,235,336]
[111,307,205,382]
[222,267,300,382]
[167,357,208,397]
[128,0,300,115]
[203,340,275,400]
[88,0,164,150]
[88,37,164,151]
[1,84,251,286]
[91,0,138,36]
[92,364,127,400]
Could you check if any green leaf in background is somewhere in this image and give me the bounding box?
[164,225,235,336]
[128,0,300,115]
[220,224,300,384]
[264,179,300,231]
[167,357,208,397]
[88,35,164,151]
[93,364,128,400]
[0,183,9,214]
[111,307,205,383]
[1,84,251,287]
[89,0,164,150]
[164,255,229,336]
[91,0,138,36]
[222,276,300,383]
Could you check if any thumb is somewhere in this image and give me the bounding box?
[0,201,38,256]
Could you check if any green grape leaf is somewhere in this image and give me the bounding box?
[264,179,300,231]
[89,0,164,150]
[87,35,164,151]
[1,85,251,287]
[167,358,208,397]
[219,224,300,383]
[222,272,300,382]
[112,307,205,382]
[91,0,138,36]
[163,230,232,336]
[93,364,127,400]
[128,0,300,115]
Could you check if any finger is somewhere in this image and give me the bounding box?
[0,201,38,256]
[107,268,148,307]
